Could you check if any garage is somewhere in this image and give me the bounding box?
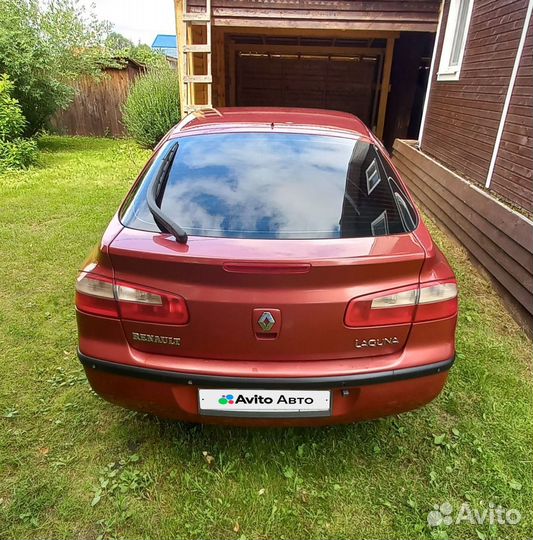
[234,40,384,127]
[178,0,439,144]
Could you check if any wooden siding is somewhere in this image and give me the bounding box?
[187,0,440,31]
[490,22,533,211]
[393,139,533,322]
[421,0,532,212]
[50,64,143,137]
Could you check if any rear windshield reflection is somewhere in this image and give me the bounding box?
[123,133,417,239]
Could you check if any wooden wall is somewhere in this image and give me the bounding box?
[393,139,533,323]
[490,22,533,211]
[186,0,440,31]
[50,64,143,137]
[421,0,533,213]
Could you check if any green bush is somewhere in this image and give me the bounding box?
[0,138,38,171]
[0,74,37,171]
[0,75,26,139]
[123,68,181,148]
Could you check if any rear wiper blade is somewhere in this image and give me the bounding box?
[147,141,188,244]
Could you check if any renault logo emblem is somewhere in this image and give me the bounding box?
[258,311,276,332]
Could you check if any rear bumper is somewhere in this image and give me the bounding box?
[78,351,454,426]
[79,351,453,389]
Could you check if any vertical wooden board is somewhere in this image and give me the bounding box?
[175,0,186,116]
[228,42,237,105]
[212,27,226,106]
[375,36,395,139]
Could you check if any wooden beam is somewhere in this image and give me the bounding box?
[376,36,394,140]
[175,0,186,117]
[213,19,436,32]
[230,43,385,57]
[218,26,400,40]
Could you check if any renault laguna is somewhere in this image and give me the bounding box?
[76,108,458,426]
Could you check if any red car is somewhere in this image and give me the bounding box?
[76,108,458,426]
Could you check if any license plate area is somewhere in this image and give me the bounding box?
[198,389,332,418]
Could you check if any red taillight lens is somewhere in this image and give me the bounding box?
[345,280,457,327]
[115,283,189,324]
[345,285,418,327]
[75,272,189,324]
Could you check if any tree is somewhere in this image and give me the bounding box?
[0,0,115,134]
[127,44,167,68]
[105,31,134,52]
[105,31,168,69]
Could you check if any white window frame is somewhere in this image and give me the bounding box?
[365,158,381,195]
[437,0,474,81]
[371,210,389,237]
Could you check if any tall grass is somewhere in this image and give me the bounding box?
[123,68,181,148]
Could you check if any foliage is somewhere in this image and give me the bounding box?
[0,137,38,171]
[0,0,115,135]
[126,44,167,68]
[0,74,25,139]
[0,136,531,539]
[105,31,134,52]
[105,32,168,68]
[0,74,37,171]
[123,68,181,148]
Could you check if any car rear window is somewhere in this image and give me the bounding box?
[121,132,418,239]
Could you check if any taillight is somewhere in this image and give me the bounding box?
[415,281,458,322]
[76,271,189,324]
[115,283,189,324]
[345,285,418,326]
[345,280,457,327]
[76,272,119,318]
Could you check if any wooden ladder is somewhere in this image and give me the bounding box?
[177,0,212,116]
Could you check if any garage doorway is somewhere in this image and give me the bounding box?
[229,38,386,130]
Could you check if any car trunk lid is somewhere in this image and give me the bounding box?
[109,228,425,361]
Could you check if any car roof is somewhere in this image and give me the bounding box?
[169,107,373,140]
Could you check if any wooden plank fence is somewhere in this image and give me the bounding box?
[50,61,144,137]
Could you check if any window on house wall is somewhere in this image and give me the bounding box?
[437,0,474,81]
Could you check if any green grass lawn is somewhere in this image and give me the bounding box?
[0,136,531,540]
